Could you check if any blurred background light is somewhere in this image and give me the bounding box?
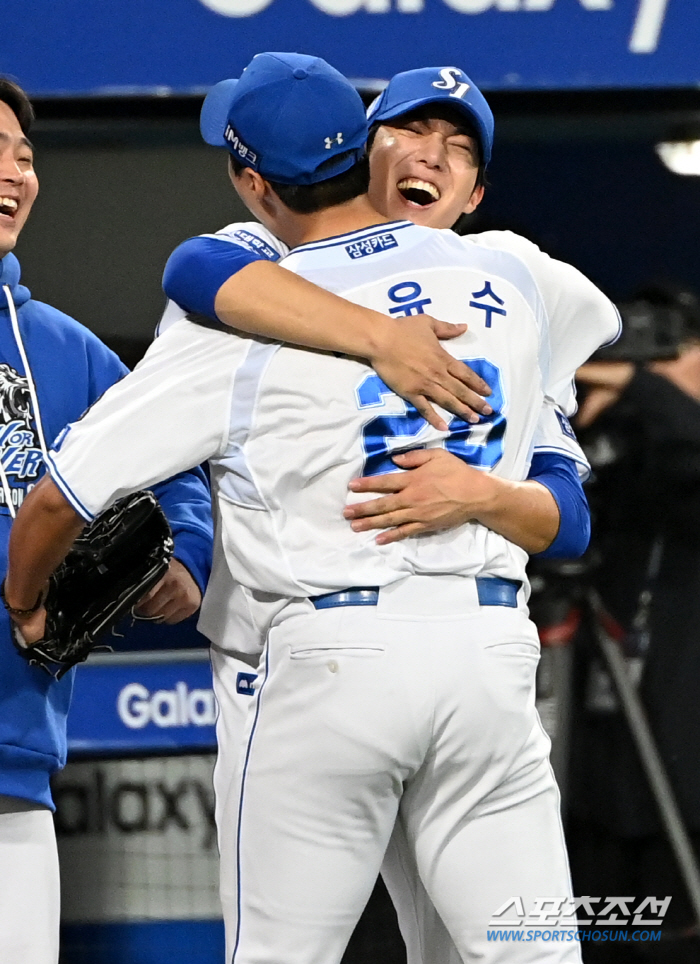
[656,138,700,176]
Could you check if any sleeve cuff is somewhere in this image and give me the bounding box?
[171,536,211,595]
[46,454,96,523]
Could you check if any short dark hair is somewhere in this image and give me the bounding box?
[0,78,34,136]
[369,102,486,190]
[229,153,370,215]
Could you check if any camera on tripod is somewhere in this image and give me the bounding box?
[595,285,700,363]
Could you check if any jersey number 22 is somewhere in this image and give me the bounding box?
[357,358,505,476]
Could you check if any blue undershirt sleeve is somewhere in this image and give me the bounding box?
[528,452,591,559]
[163,236,268,321]
[150,469,213,594]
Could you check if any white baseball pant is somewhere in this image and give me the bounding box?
[215,576,580,964]
[211,646,461,964]
[0,806,60,964]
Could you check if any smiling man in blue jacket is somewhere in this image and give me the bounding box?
[0,78,213,964]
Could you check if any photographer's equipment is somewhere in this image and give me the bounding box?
[595,301,686,362]
[596,284,700,363]
[587,587,700,934]
[531,552,700,933]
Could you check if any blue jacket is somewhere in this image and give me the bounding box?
[0,253,213,809]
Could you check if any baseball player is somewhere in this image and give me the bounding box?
[161,66,605,559]
[0,78,213,964]
[5,53,619,963]
[160,64,606,964]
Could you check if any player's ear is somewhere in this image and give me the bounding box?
[229,165,266,204]
[462,183,484,216]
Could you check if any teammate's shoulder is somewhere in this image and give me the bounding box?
[24,298,126,371]
[461,229,543,258]
[207,221,289,261]
[25,298,105,345]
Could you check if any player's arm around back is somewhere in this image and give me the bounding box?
[163,233,493,431]
[346,449,578,554]
[345,400,591,557]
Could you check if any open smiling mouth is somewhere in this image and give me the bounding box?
[397,178,441,207]
[0,197,18,218]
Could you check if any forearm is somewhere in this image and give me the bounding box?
[471,477,560,554]
[346,448,563,550]
[214,261,394,359]
[5,477,85,610]
[167,237,394,360]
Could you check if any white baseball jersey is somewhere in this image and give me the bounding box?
[50,220,616,651]
[159,219,613,478]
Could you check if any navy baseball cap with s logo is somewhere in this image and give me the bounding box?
[201,52,369,186]
[367,66,494,166]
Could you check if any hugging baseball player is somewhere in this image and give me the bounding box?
[5,54,620,964]
[158,61,615,964]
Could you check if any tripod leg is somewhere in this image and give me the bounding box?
[588,588,700,930]
[548,644,574,811]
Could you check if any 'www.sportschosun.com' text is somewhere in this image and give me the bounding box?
[487,929,662,943]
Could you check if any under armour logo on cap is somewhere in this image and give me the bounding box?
[200,53,368,186]
[324,133,344,150]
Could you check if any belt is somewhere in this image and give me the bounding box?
[310,577,522,611]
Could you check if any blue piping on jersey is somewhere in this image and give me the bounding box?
[602,304,623,348]
[45,452,95,522]
[232,643,270,964]
[532,444,591,481]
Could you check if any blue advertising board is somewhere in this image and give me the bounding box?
[7,0,699,95]
[67,654,218,755]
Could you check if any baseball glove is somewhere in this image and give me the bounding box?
[12,490,174,679]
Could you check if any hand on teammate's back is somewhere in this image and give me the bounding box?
[344,448,478,543]
[369,315,493,432]
[344,447,561,553]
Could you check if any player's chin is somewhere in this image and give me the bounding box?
[0,224,18,255]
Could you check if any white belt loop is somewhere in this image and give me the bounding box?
[376,574,482,618]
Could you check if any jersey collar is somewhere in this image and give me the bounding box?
[289,220,414,255]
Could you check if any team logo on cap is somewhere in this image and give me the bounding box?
[224,124,258,166]
[431,67,471,100]
[324,132,344,150]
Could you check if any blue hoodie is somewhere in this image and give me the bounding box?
[0,253,213,809]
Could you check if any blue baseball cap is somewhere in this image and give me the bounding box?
[367,67,494,166]
[201,52,369,186]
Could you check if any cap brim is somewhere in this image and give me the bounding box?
[372,94,465,126]
[200,78,239,148]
